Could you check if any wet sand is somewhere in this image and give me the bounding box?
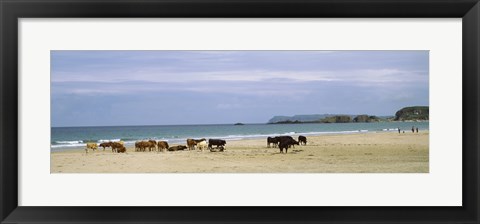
[51,131,429,173]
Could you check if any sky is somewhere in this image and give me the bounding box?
[51,50,429,127]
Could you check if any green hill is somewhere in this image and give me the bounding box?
[394,106,429,121]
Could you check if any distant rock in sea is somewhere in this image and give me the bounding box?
[234,123,245,125]
[353,115,380,123]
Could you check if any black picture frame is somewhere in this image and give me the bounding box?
[1,0,479,223]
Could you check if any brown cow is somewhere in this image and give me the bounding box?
[157,141,169,152]
[186,139,197,150]
[148,140,157,151]
[111,142,124,153]
[135,141,142,152]
[135,141,156,152]
[99,142,112,151]
[145,141,156,151]
[117,146,126,153]
[136,141,144,152]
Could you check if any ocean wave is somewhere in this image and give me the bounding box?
[51,143,85,148]
[98,139,121,143]
[55,140,83,144]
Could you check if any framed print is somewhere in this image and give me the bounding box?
[1,0,479,223]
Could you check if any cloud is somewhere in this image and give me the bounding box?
[52,68,427,85]
[216,103,242,109]
[51,51,429,126]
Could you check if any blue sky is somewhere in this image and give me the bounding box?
[51,51,429,127]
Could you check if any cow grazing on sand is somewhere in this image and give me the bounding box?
[117,146,127,153]
[85,142,98,153]
[276,136,298,148]
[99,142,112,151]
[278,138,299,153]
[298,136,307,145]
[111,142,124,153]
[196,140,208,151]
[168,145,188,151]
[135,141,156,152]
[267,137,279,148]
[208,139,226,150]
[157,141,169,152]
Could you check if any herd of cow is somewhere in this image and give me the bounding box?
[84,138,228,153]
[267,135,307,153]
[85,135,307,154]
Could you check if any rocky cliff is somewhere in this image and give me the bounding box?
[353,115,380,123]
[394,106,429,121]
[320,115,352,123]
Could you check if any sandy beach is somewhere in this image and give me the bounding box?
[51,131,429,173]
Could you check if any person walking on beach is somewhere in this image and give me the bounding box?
[411,126,415,133]
[416,127,419,133]
[398,128,400,134]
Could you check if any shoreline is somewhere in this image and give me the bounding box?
[51,128,427,152]
[51,131,429,173]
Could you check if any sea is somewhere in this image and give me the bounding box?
[51,121,429,151]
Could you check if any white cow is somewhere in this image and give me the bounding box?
[196,140,208,151]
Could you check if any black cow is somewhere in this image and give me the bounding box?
[276,136,296,148]
[298,135,307,145]
[278,138,299,153]
[267,137,279,148]
[208,139,226,150]
[276,136,294,141]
